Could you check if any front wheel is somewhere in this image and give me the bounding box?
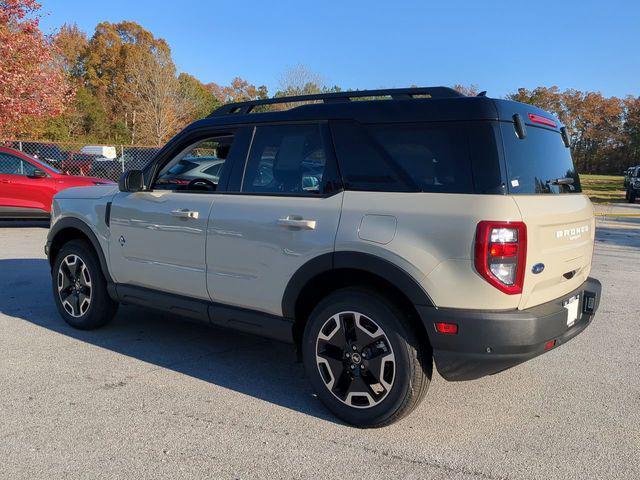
[629,190,637,203]
[52,239,118,329]
[302,288,431,427]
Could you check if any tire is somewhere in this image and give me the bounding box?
[630,190,637,203]
[52,239,118,329]
[302,287,432,428]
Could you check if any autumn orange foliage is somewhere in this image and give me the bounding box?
[0,0,73,137]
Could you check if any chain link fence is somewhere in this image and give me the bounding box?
[1,140,160,182]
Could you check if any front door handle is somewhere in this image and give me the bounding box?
[277,216,316,230]
[171,208,200,219]
[0,179,11,184]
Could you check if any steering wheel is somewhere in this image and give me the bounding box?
[187,178,217,191]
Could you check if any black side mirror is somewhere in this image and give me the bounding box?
[119,170,145,192]
[28,169,47,178]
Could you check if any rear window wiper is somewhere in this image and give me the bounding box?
[546,177,574,186]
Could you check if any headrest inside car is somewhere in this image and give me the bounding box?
[274,135,306,171]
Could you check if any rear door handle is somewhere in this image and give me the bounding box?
[277,216,316,230]
[0,179,11,184]
[171,209,200,219]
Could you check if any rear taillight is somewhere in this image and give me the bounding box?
[474,221,527,294]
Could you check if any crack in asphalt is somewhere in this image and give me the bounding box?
[152,408,510,480]
[325,438,510,480]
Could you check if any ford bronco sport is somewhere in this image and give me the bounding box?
[46,87,602,427]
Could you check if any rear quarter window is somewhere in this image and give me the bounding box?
[330,121,504,194]
[501,123,581,194]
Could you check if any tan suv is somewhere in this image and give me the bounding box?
[45,87,602,427]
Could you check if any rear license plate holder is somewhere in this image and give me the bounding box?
[563,294,580,327]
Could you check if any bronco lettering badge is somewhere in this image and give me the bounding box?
[556,225,589,241]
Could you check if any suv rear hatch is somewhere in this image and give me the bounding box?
[498,111,595,310]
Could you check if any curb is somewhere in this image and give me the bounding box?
[594,213,640,217]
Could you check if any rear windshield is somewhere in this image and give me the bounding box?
[501,123,581,194]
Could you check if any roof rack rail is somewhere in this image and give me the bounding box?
[209,86,464,116]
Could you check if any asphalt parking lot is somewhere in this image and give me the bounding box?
[1,214,639,480]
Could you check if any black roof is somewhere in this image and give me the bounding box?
[191,87,563,131]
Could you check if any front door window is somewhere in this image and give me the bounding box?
[155,136,235,192]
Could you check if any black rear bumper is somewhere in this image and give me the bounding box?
[418,277,602,381]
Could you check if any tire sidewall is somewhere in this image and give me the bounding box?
[302,289,421,427]
[52,240,110,329]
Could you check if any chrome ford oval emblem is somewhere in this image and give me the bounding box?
[532,263,545,274]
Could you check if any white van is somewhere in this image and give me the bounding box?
[80,145,117,160]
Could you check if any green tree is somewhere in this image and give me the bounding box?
[53,23,88,79]
[126,46,197,145]
[179,73,220,119]
[275,64,324,97]
[84,21,172,142]
[621,96,640,169]
[208,77,268,104]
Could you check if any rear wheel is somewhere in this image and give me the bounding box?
[52,239,118,329]
[629,190,637,203]
[302,288,431,427]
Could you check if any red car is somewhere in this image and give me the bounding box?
[61,151,99,176]
[0,147,114,219]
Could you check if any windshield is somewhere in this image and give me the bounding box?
[501,123,581,194]
[167,159,199,175]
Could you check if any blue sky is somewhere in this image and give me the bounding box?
[40,0,640,98]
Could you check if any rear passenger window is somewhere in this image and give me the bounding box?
[330,121,411,192]
[242,124,337,195]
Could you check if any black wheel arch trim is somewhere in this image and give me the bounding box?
[47,217,113,283]
[282,251,434,319]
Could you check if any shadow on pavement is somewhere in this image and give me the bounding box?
[606,202,640,211]
[0,220,50,228]
[602,215,640,226]
[596,224,640,249]
[0,257,338,424]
